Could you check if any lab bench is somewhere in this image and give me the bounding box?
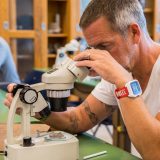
[0,133,140,160]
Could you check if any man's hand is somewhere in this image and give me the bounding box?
[4,83,22,114]
[74,49,132,87]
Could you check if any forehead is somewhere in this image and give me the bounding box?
[82,17,117,46]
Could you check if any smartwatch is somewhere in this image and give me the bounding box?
[115,80,142,99]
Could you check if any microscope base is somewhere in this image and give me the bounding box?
[4,131,79,160]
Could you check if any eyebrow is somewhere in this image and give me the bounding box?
[90,41,112,49]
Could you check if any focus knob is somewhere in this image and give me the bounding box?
[20,87,38,104]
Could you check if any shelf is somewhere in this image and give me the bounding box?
[48,33,68,38]
[17,55,32,60]
[144,8,153,13]
[49,0,67,1]
[48,54,56,58]
[8,30,35,38]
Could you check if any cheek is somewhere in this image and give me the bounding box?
[110,37,136,68]
[110,47,129,65]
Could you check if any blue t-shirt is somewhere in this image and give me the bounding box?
[0,37,20,83]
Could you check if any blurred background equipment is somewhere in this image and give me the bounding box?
[54,37,82,67]
[48,13,61,34]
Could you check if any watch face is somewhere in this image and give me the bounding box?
[130,81,141,95]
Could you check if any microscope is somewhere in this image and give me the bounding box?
[4,57,89,160]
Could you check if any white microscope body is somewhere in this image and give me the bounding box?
[4,58,89,160]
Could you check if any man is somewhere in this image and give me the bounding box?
[4,0,160,159]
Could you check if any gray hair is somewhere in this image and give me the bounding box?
[80,0,148,36]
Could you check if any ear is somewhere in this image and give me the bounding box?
[128,23,141,44]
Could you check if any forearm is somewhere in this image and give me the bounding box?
[119,97,160,159]
[35,95,115,134]
[35,108,83,134]
[35,104,99,134]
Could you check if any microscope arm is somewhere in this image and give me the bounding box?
[7,80,78,145]
[7,83,48,145]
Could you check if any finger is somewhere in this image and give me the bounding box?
[74,48,109,61]
[6,93,13,103]
[74,49,98,61]
[74,50,91,61]
[7,83,16,93]
[75,60,94,68]
[4,99,11,107]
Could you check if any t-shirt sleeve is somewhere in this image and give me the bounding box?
[91,79,118,106]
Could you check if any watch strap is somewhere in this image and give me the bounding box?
[115,86,129,99]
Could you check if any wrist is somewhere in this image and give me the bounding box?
[115,79,142,99]
[35,112,41,120]
[115,78,133,88]
[36,106,51,122]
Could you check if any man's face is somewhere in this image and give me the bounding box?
[82,16,138,72]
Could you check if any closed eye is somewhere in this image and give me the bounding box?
[95,43,113,51]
